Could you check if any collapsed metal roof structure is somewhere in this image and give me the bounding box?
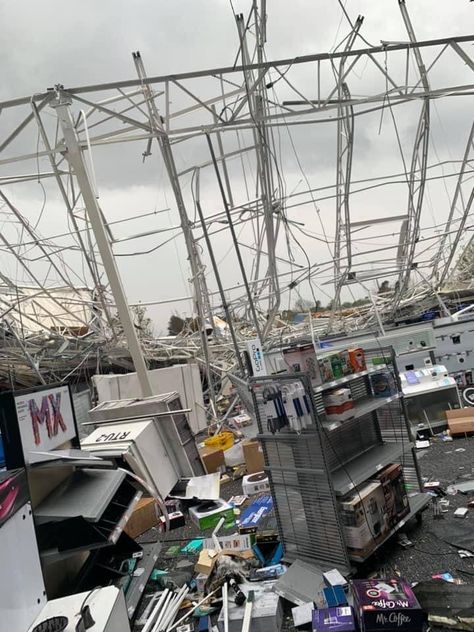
[0,1,473,392]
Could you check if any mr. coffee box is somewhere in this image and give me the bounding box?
[351,579,425,632]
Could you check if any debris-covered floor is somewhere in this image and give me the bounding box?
[135,435,474,631]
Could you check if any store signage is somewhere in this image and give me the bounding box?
[246,337,268,376]
[14,385,76,461]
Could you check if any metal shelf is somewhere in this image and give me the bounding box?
[35,468,125,522]
[313,364,388,394]
[332,443,411,496]
[109,490,143,544]
[349,493,431,562]
[40,481,143,564]
[125,540,161,619]
[323,394,400,430]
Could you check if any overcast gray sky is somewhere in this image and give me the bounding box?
[1,1,473,333]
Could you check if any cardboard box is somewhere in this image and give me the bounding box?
[313,606,356,632]
[124,497,159,538]
[375,464,409,528]
[339,481,387,552]
[351,579,425,632]
[194,549,218,575]
[446,408,474,435]
[199,444,225,473]
[242,438,265,474]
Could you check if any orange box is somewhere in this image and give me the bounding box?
[348,348,366,373]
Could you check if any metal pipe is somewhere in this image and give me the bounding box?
[194,193,245,374]
[206,133,262,339]
[143,589,170,632]
[167,586,222,632]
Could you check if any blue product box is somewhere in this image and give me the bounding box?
[313,606,356,632]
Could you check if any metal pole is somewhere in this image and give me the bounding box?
[206,133,262,340]
[31,102,117,338]
[392,0,431,311]
[52,90,153,398]
[195,184,246,375]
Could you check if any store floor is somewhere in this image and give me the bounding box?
[135,435,474,631]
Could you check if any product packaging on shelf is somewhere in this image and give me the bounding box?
[283,344,323,385]
[318,354,335,382]
[323,388,354,424]
[375,464,409,528]
[330,354,344,380]
[370,372,397,398]
[348,348,366,373]
[339,481,388,554]
[339,350,353,376]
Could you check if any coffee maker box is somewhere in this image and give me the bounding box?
[351,579,425,632]
[313,606,356,632]
[339,481,387,552]
[375,464,409,528]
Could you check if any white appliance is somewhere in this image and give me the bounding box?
[1,495,46,632]
[28,586,130,632]
[82,393,204,498]
[82,419,177,498]
[93,364,207,434]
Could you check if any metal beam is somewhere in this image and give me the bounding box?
[392,0,431,312]
[435,121,474,285]
[0,95,52,152]
[2,34,473,109]
[331,17,362,322]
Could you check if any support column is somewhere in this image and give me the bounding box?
[52,89,153,399]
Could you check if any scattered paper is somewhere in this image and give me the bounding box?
[416,440,430,449]
[432,573,455,583]
[229,495,248,507]
[170,473,220,500]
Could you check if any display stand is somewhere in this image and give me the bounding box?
[246,345,430,573]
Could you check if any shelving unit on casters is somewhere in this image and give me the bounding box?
[322,380,430,562]
[248,345,430,574]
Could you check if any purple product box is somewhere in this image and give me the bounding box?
[351,579,426,632]
[313,607,356,632]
